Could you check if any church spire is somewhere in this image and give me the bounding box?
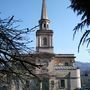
[39,0,50,30]
[41,0,48,19]
[36,0,53,53]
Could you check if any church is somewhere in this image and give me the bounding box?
[35,0,81,90]
[0,0,81,90]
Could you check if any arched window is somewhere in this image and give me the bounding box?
[44,24,46,28]
[47,24,49,29]
[43,37,47,45]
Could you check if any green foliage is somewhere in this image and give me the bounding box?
[69,0,90,51]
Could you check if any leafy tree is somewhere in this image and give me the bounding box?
[69,0,90,51]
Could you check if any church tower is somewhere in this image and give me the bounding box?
[36,0,53,53]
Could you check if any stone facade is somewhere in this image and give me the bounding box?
[48,54,81,90]
[34,53,81,90]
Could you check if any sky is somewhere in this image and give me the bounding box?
[0,0,90,62]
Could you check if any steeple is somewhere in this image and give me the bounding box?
[36,0,53,53]
[39,0,50,30]
[41,0,48,19]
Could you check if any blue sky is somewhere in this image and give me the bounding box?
[0,0,90,62]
